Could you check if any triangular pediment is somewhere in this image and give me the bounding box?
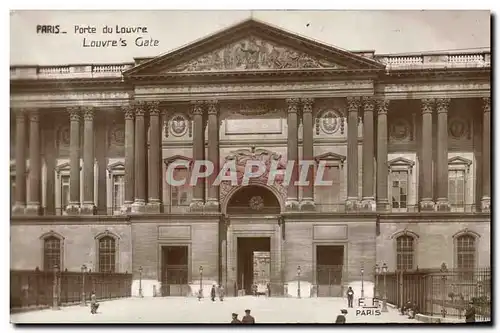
[314,152,346,162]
[388,157,415,167]
[448,156,472,166]
[125,19,384,77]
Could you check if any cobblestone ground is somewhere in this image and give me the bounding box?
[11,297,421,324]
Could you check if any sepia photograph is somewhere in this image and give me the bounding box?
[8,8,492,325]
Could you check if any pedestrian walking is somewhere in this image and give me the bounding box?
[230,313,241,324]
[90,291,99,314]
[210,285,216,302]
[465,301,476,323]
[219,285,225,301]
[266,282,271,297]
[197,288,203,301]
[335,309,347,324]
[242,309,256,324]
[346,286,354,308]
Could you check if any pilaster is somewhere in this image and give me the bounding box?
[435,98,451,211]
[121,105,135,214]
[420,98,435,211]
[189,100,205,212]
[299,98,315,211]
[146,101,161,213]
[361,97,375,211]
[376,99,390,212]
[346,97,360,211]
[66,107,81,215]
[81,107,96,215]
[26,109,41,215]
[205,100,220,212]
[285,98,299,211]
[132,101,147,214]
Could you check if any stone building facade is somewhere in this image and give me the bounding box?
[10,20,491,297]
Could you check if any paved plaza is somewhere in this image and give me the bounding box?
[11,297,420,324]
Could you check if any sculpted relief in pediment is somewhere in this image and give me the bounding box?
[170,36,344,72]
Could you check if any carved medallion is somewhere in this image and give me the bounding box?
[320,110,341,134]
[171,36,342,72]
[249,196,265,211]
[110,125,125,146]
[170,114,188,137]
[448,117,467,139]
[390,118,411,141]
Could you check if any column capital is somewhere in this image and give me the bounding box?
[286,98,300,113]
[482,97,491,113]
[207,100,219,115]
[68,107,81,121]
[122,105,135,120]
[362,97,375,112]
[14,109,27,120]
[346,97,361,112]
[28,109,40,122]
[421,98,435,114]
[190,100,204,115]
[436,98,450,114]
[131,100,147,116]
[301,98,314,113]
[376,99,389,115]
[83,106,94,121]
[148,101,161,116]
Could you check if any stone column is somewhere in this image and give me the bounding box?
[285,98,299,211]
[420,99,435,211]
[66,107,81,215]
[481,97,491,212]
[132,102,147,213]
[361,97,375,211]
[122,106,135,213]
[81,107,96,215]
[189,101,205,211]
[346,97,360,211]
[300,98,315,211]
[26,109,41,215]
[436,98,451,211]
[205,100,220,211]
[147,101,161,213]
[376,99,390,211]
[12,110,27,215]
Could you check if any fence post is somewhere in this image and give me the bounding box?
[52,264,60,310]
[440,263,448,318]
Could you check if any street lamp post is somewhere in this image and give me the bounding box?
[52,264,60,310]
[297,266,301,299]
[361,266,365,298]
[199,266,203,296]
[138,266,143,298]
[375,264,380,300]
[382,263,388,312]
[80,264,87,306]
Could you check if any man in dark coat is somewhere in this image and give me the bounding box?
[465,301,476,323]
[335,309,347,324]
[242,309,256,323]
[230,313,241,324]
[210,285,216,302]
[90,291,99,314]
[346,287,354,308]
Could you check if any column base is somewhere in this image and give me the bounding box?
[25,203,41,215]
[120,202,133,214]
[376,200,390,212]
[419,199,435,211]
[204,199,220,212]
[345,198,359,212]
[65,203,81,215]
[299,199,316,211]
[285,199,299,211]
[146,200,161,213]
[360,198,376,212]
[11,204,26,216]
[80,203,96,215]
[189,200,204,212]
[131,200,146,214]
[435,199,450,212]
[481,197,491,213]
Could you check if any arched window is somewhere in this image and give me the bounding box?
[43,236,61,271]
[98,236,116,273]
[456,234,476,270]
[396,235,414,270]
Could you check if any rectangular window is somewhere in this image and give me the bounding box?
[112,175,125,213]
[171,168,189,207]
[449,170,465,210]
[391,171,408,211]
[315,165,341,210]
[60,175,70,213]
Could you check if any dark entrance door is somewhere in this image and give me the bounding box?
[237,237,271,295]
[161,246,188,296]
[316,245,344,297]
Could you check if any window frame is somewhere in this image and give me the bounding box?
[388,157,415,213]
[453,228,479,271]
[164,155,193,211]
[95,230,120,273]
[313,152,346,211]
[55,161,82,215]
[391,229,419,271]
[448,156,472,212]
[40,231,65,271]
[107,161,125,215]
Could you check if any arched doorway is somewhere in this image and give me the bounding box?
[225,185,282,296]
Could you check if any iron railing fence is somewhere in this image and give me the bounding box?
[377,266,490,321]
[11,267,132,311]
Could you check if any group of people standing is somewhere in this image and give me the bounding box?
[231,309,255,324]
[197,284,225,302]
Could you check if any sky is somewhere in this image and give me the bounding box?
[10,10,490,66]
